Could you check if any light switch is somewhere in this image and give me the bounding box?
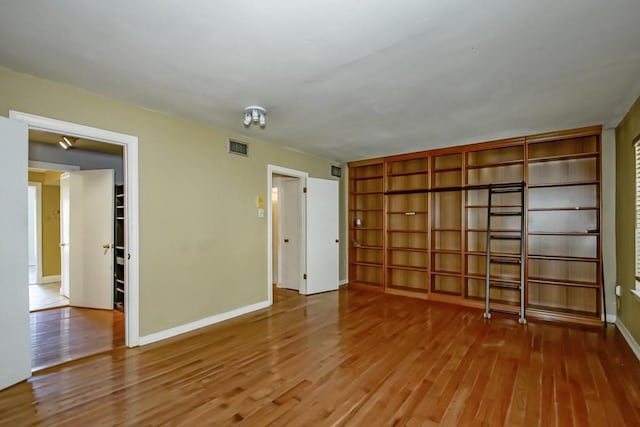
[256,196,265,209]
[258,208,264,218]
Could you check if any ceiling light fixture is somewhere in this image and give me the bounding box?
[58,136,75,150]
[242,106,267,128]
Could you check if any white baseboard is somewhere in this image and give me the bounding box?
[139,300,271,346]
[616,319,640,362]
[339,279,348,287]
[605,314,617,323]
[39,275,61,284]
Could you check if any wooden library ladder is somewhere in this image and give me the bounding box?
[483,182,527,324]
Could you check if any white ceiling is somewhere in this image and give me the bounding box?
[1,1,639,162]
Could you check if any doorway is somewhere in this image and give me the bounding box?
[11,110,140,351]
[268,166,307,303]
[267,165,340,303]
[26,131,125,370]
[272,174,304,292]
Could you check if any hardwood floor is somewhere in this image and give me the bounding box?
[29,282,69,311]
[2,287,639,426]
[31,307,124,371]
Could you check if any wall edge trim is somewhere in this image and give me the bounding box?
[615,318,640,361]
[139,300,271,346]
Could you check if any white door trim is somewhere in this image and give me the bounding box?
[267,165,308,304]
[27,182,42,284]
[10,110,140,347]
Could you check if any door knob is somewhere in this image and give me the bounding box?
[102,243,112,249]
[284,239,289,243]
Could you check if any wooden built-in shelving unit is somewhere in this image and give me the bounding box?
[348,126,602,326]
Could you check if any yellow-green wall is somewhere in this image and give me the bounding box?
[0,66,345,336]
[28,171,61,277]
[615,94,640,342]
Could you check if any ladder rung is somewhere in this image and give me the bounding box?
[488,182,525,189]
[489,234,522,240]
[489,282,521,290]
[489,308,520,316]
[490,211,522,216]
[490,257,522,265]
[490,188,523,194]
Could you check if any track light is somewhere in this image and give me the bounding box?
[58,136,75,150]
[242,106,267,128]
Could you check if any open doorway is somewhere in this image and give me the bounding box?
[272,173,304,293]
[267,165,340,304]
[26,129,126,370]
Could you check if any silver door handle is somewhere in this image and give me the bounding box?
[60,243,67,247]
[102,243,112,249]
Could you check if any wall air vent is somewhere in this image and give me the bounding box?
[331,165,342,178]
[228,139,248,156]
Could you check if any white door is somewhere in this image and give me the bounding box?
[278,177,302,291]
[305,178,339,295]
[0,117,31,390]
[60,170,114,310]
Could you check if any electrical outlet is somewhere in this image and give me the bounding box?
[258,208,264,218]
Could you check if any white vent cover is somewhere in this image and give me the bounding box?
[228,139,248,156]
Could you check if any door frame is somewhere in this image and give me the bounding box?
[27,181,42,285]
[267,165,307,303]
[10,111,140,347]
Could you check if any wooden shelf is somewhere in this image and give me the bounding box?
[431,270,461,277]
[388,246,429,252]
[349,126,601,326]
[388,265,429,272]
[528,277,598,289]
[465,204,521,209]
[465,274,520,285]
[528,180,598,188]
[387,170,428,177]
[527,254,598,262]
[528,151,599,163]
[465,251,520,257]
[527,304,597,318]
[353,245,383,250]
[353,261,383,268]
[433,166,462,173]
[387,210,428,214]
[466,228,520,233]
[351,175,383,181]
[528,207,597,211]
[465,159,524,169]
[528,231,599,236]
[432,249,462,255]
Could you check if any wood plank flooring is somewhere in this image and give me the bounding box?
[31,307,124,371]
[2,287,639,426]
[29,282,69,312]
